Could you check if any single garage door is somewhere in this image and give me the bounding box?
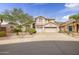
[44,27,58,32]
[36,28,43,32]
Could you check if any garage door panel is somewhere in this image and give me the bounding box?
[36,28,43,32]
[36,27,58,32]
[44,27,58,32]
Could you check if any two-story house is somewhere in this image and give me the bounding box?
[35,16,59,32]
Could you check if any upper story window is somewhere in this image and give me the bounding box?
[35,17,45,24]
[39,18,42,22]
[36,18,43,23]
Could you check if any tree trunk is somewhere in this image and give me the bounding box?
[0,22,2,31]
[16,32,19,35]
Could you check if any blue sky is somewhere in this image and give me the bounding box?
[0,3,79,22]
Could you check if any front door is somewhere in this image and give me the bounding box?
[68,26,72,32]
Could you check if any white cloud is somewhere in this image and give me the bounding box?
[65,3,79,8]
[54,3,79,22]
[57,4,79,14]
[55,3,79,21]
[56,15,71,22]
[62,15,70,20]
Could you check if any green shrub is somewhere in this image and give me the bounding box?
[28,28,36,34]
[66,32,70,35]
[0,31,6,37]
[13,28,22,35]
[58,30,64,33]
[13,28,22,32]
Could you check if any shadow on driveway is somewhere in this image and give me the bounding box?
[0,41,79,55]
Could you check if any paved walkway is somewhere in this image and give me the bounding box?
[0,33,79,55]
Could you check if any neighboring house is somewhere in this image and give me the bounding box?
[35,16,59,32]
[59,19,79,33]
[0,20,34,33]
[1,23,12,32]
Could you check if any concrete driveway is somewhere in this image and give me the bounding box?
[0,32,79,55]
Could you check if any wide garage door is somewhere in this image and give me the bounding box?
[44,27,58,32]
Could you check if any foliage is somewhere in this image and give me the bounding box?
[3,8,34,25]
[58,30,64,33]
[3,8,34,34]
[0,8,34,35]
[0,31,6,37]
[0,14,6,28]
[13,28,22,35]
[13,28,22,32]
[69,14,79,21]
[0,14,4,22]
[28,28,36,34]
